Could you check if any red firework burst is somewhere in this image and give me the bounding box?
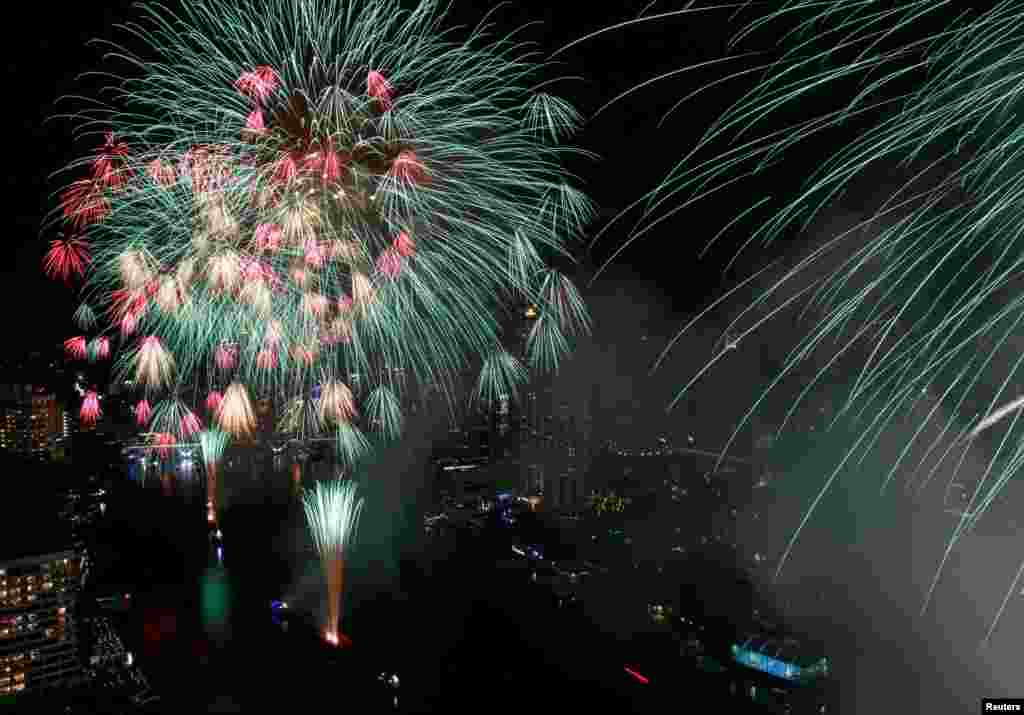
[91,337,111,361]
[120,312,139,338]
[64,336,87,361]
[390,150,425,184]
[134,399,152,427]
[367,70,394,111]
[244,109,266,136]
[234,65,279,104]
[180,411,202,438]
[303,239,325,268]
[43,237,90,282]
[146,159,176,186]
[318,139,343,184]
[205,391,223,413]
[393,231,416,258]
[253,223,281,253]
[80,391,101,425]
[91,131,130,190]
[291,345,316,366]
[256,349,277,370]
[215,343,238,371]
[271,152,300,185]
[60,179,110,229]
[110,288,148,325]
[375,248,404,280]
[152,432,175,459]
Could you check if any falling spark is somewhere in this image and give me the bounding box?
[216,382,255,437]
[302,479,363,647]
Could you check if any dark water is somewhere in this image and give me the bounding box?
[90,451,683,713]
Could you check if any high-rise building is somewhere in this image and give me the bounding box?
[0,483,86,698]
[30,390,62,454]
[0,552,85,696]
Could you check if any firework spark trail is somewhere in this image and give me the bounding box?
[966,395,1024,441]
[199,429,230,524]
[302,479,363,646]
[48,0,592,470]
[572,2,1024,641]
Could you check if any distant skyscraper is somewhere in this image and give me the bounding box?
[0,551,85,696]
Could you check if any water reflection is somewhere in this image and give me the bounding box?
[200,565,231,644]
[127,444,346,503]
[113,441,394,710]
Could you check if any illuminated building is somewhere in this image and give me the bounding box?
[30,390,62,454]
[0,402,28,453]
[0,387,65,456]
[0,496,86,698]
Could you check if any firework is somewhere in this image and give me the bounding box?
[88,336,110,362]
[73,302,97,330]
[133,399,152,427]
[133,336,175,390]
[335,421,371,468]
[582,2,1024,643]
[216,382,255,437]
[148,398,204,441]
[214,344,238,371]
[48,0,592,469]
[79,391,101,425]
[150,432,176,459]
[475,349,527,409]
[277,395,322,437]
[365,385,402,440]
[205,390,223,413]
[43,237,89,282]
[302,479,364,647]
[199,429,230,524]
[317,380,357,425]
[64,336,87,361]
